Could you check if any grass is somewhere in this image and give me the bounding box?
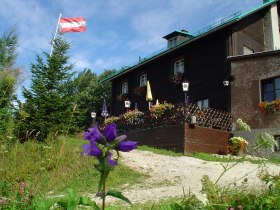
[106,193,205,210]
[138,145,280,164]
[0,136,148,198]
[2,137,280,209]
[106,196,183,210]
[138,145,183,157]
[189,152,280,164]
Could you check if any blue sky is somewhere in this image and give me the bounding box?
[0,0,263,99]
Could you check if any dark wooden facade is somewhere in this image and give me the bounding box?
[106,1,279,117]
[112,31,229,115]
[126,124,231,154]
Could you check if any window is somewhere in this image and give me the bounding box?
[196,98,209,109]
[274,136,280,152]
[139,73,147,87]
[168,37,177,48]
[262,76,280,101]
[243,45,254,55]
[173,58,184,75]
[121,81,128,94]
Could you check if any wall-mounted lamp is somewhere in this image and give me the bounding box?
[223,80,230,86]
[91,111,97,125]
[91,111,96,119]
[124,100,131,108]
[190,115,197,124]
[182,81,190,92]
[124,100,131,112]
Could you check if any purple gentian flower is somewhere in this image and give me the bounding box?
[82,143,102,157]
[117,141,138,152]
[104,124,117,142]
[107,152,117,166]
[84,127,102,143]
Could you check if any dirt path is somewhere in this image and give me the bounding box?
[91,150,280,205]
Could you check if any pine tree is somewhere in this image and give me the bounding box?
[0,28,20,139]
[22,37,74,141]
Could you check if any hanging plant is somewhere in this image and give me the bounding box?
[169,72,184,85]
[133,86,146,96]
[115,93,128,101]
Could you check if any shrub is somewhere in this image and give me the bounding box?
[229,136,249,155]
[150,101,173,119]
[120,110,144,125]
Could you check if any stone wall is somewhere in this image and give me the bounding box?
[230,51,280,157]
[230,50,280,129]
[234,128,280,157]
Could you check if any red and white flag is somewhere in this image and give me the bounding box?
[59,17,86,33]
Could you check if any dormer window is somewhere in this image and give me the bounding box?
[168,37,177,48]
[173,58,184,75]
[163,30,195,48]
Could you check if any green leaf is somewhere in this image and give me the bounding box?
[56,201,67,208]
[78,196,101,210]
[106,189,132,205]
[169,202,184,210]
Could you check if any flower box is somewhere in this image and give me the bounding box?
[133,86,146,96]
[116,93,128,101]
[169,72,184,85]
[259,99,280,113]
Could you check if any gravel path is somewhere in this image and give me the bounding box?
[92,150,280,205]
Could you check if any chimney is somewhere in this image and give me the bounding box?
[263,0,271,3]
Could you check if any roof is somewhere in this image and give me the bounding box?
[101,0,278,83]
[162,30,195,40]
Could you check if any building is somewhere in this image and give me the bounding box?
[102,0,280,154]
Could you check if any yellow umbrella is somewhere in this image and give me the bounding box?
[156,99,159,106]
[146,81,153,101]
[146,80,153,110]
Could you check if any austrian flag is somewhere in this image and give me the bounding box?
[59,17,86,33]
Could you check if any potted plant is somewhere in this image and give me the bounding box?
[169,72,184,85]
[133,86,146,96]
[116,93,128,101]
[228,136,249,156]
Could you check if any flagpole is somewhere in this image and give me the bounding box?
[50,13,62,56]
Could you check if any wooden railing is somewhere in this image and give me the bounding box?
[106,104,232,133]
[183,104,232,131]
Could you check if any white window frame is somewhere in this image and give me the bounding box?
[139,73,147,87]
[275,136,280,152]
[121,81,128,94]
[173,58,184,75]
[168,37,177,48]
[197,98,209,109]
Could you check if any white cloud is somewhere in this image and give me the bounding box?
[0,0,263,86]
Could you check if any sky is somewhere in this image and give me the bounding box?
[0,0,264,100]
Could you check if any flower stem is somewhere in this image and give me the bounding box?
[101,172,108,210]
